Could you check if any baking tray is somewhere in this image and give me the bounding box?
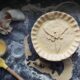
[0,1,80,80]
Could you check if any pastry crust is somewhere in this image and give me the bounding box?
[31,11,80,61]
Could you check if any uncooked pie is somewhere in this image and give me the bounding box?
[31,11,80,61]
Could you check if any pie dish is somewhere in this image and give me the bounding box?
[31,11,80,61]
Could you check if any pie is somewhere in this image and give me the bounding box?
[31,11,80,61]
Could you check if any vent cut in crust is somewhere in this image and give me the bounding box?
[31,11,80,61]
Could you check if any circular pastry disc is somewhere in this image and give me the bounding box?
[31,11,80,61]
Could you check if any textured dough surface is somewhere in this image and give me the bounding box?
[37,19,75,54]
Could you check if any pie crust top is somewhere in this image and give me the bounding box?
[31,11,80,61]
